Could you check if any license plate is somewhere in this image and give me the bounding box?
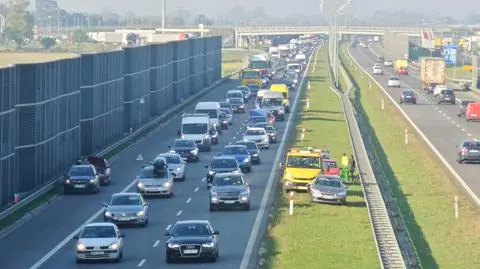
[470,150,479,153]
[74,184,85,188]
[183,249,198,254]
[118,217,130,221]
[91,251,104,255]
[406,96,411,98]
[224,201,235,204]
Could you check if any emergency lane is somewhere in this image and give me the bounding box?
[26,65,303,269]
[349,45,480,203]
[0,78,240,269]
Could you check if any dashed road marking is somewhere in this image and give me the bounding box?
[186,197,191,204]
[153,240,160,248]
[468,133,472,137]
[457,124,461,128]
[201,177,206,182]
[165,224,171,230]
[138,258,146,267]
[446,116,450,120]
[194,187,199,192]
[176,210,182,216]
[462,128,466,132]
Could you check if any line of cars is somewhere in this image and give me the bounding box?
[68,44,314,264]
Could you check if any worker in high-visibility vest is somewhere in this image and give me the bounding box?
[340,153,349,181]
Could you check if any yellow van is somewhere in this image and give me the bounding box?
[269,84,290,112]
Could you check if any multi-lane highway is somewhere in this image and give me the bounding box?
[0,52,309,268]
[349,44,480,197]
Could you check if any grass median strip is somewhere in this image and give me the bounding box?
[0,54,246,232]
[262,47,379,269]
[222,50,255,76]
[341,46,480,268]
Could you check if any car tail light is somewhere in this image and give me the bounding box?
[462,148,469,154]
[65,179,71,184]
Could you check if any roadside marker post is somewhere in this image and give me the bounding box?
[404,128,409,145]
[306,99,310,110]
[289,191,294,215]
[381,99,384,110]
[301,129,306,141]
[307,81,311,91]
[14,193,20,204]
[455,196,459,219]
[369,80,372,89]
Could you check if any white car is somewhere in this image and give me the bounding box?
[387,76,401,87]
[359,41,367,48]
[242,127,270,149]
[384,59,393,67]
[372,65,383,75]
[74,222,124,263]
[157,152,186,181]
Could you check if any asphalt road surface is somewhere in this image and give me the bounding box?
[350,44,480,201]
[0,65,305,269]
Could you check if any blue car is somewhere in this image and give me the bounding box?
[220,145,252,172]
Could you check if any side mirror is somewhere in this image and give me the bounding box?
[279,163,284,169]
[204,165,209,169]
[119,233,125,238]
[217,153,222,156]
[168,146,172,149]
[164,231,171,236]
[73,235,79,240]
[144,202,149,206]
[213,230,219,235]
[171,172,177,177]
[182,160,187,164]
[102,203,108,207]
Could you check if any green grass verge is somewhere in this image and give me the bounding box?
[446,66,472,80]
[0,52,78,67]
[222,50,256,76]
[341,45,480,268]
[262,47,379,269]
[0,54,244,231]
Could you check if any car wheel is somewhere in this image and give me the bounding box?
[169,191,174,197]
[166,255,174,264]
[247,167,252,173]
[209,204,216,212]
[341,199,347,205]
[64,189,70,195]
[413,101,416,104]
[76,258,83,264]
[243,204,250,211]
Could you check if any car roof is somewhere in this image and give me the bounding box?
[246,127,265,131]
[224,145,247,149]
[175,138,195,142]
[86,222,117,228]
[235,140,256,145]
[403,90,415,93]
[213,156,237,160]
[157,153,180,158]
[112,192,140,197]
[214,172,244,178]
[175,220,210,226]
[317,176,342,181]
[71,164,92,169]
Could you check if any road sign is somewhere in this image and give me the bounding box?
[443,44,458,65]
[136,154,143,161]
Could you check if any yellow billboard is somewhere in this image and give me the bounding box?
[434,36,442,49]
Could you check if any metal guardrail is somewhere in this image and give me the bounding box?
[0,67,244,222]
[326,45,407,268]
[235,26,453,34]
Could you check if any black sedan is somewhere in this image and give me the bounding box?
[165,220,219,263]
[204,156,241,185]
[63,164,100,194]
[234,140,260,164]
[169,139,199,162]
[399,90,417,104]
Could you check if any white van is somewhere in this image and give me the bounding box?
[295,53,307,64]
[225,90,244,101]
[194,102,222,131]
[181,113,212,151]
[287,63,302,74]
[434,85,448,96]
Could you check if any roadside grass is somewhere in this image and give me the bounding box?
[0,52,78,67]
[446,66,472,80]
[0,52,245,231]
[341,46,480,268]
[222,50,254,76]
[262,47,379,269]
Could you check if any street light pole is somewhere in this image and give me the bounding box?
[161,0,166,33]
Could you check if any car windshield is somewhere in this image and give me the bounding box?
[223,147,248,155]
[242,71,261,79]
[286,156,321,168]
[287,64,300,70]
[315,179,342,188]
[285,72,297,78]
[211,159,238,168]
[139,167,167,178]
[172,223,211,236]
[227,92,243,99]
[463,141,480,148]
[403,91,414,96]
[230,99,243,104]
[213,176,244,186]
[255,124,274,131]
[182,123,208,134]
[248,85,260,90]
[246,129,265,136]
[68,166,94,177]
[80,226,117,238]
[250,61,269,69]
[221,108,232,115]
[263,99,283,106]
[249,117,266,124]
[195,109,218,119]
[323,160,338,169]
[220,103,230,109]
[389,77,399,81]
[110,194,142,205]
[165,156,181,164]
[235,142,257,150]
[174,140,195,147]
[443,90,454,95]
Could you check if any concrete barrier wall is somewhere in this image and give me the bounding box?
[0,36,222,207]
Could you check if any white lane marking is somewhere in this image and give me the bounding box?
[447,116,450,120]
[138,258,146,267]
[186,197,191,204]
[153,240,160,248]
[462,129,466,132]
[457,124,461,128]
[194,187,199,192]
[201,177,206,182]
[239,44,316,269]
[28,179,137,269]
[165,224,171,230]
[176,210,182,216]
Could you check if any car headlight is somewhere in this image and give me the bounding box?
[311,189,321,195]
[89,178,96,184]
[104,211,112,217]
[77,244,86,251]
[293,79,298,83]
[191,149,198,154]
[164,182,171,187]
[202,242,215,248]
[208,171,215,175]
[284,173,293,180]
[233,169,240,174]
[137,182,144,188]
[243,158,250,163]
[168,243,180,248]
[176,167,181,171]
[337,191,347,196]
[137,210,145,216]
[204,134,210,139]
[263,137,269,141]
[252,153,258,157]
[109,243,119,250]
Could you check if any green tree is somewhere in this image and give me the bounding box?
[71,29,89,44]
[41,37,56,49]
[194,14,213,26]
[4,0,31,48]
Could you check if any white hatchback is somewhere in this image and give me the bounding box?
[387,76,401,87]
[372,65,383,75]
[242,127,270,149]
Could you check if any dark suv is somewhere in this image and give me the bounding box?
[438,89,456,104]
[457,140,480,163]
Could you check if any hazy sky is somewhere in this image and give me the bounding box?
[41,0,480,19]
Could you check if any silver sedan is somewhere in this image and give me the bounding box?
[157,152,187,181]
[308,176,347,204]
